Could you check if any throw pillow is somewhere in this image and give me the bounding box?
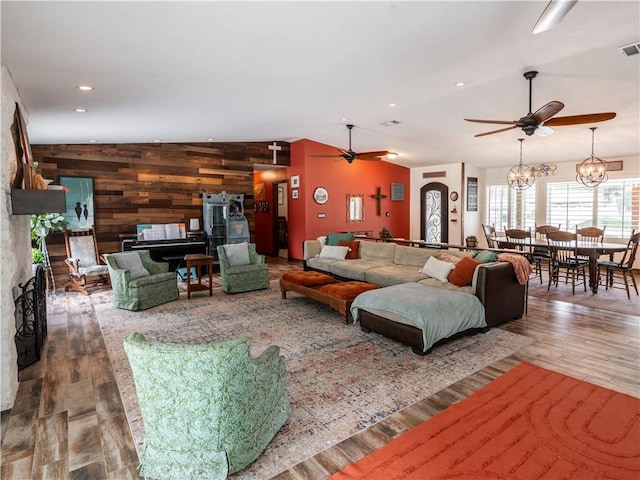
[433,251,463,265]
[319,245,350,260]
[223,242,251,266]
[421,256,455,283]
[473,250,499,263]
[448,256,481,287]
[317,236,327,249]
[114,252,150,279]
[338,240,360,259]
[326,232,355,246]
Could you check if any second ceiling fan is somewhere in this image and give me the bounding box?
[464,70,616,137]
[311,124,396,164]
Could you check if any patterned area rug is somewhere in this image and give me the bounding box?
[95,282,534,479]
[330,362,640,479]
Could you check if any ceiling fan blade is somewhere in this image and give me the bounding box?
[531,101,564,123]
[356,151,392,160]
[464,118,519,125]
[533,0,578,34]
[544,112,616,126]
[474,125,518,137]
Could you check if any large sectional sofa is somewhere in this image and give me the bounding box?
[303,239,526,351]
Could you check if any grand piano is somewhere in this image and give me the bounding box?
[121,236,207,272]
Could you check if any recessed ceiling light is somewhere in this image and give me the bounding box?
[456,82,465,87]
[74,108,87,113]
[88,139,97,143]
[153,139,161,143]
[388,103,397,107]
[76,85,94,91]
[207,138,214,142]
[341,118,348,122]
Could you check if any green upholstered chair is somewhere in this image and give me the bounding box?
[105,250,179,310]
[123,332,290,480]
[217,242,270,293]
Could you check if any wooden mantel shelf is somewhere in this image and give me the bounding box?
[10,189,66,215]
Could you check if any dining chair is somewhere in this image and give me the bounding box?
[482,223,509,249]
[576,226,606,243]
[504,228,542,284]
[576,226,607,262]
[482,223,498,248]
[533,224,560,276]
[546,231,588,295]
[597,230,639,299]
[535,224,561,237]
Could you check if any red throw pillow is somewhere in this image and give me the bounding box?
[338,240,360,260]
[447,256,481,287]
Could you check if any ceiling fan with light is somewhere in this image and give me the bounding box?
[464,70,616,138]
[310,124,397,164]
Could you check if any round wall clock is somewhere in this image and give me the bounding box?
[450,191,459,201]
[313,187,328,205]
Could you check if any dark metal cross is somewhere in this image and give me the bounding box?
[370,187,387,216]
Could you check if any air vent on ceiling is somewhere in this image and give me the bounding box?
[618,41,640,57]
[381,120,401,127]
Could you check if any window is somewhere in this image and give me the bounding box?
[546,179,639,237]
[597,180,640,237]
[486,185,508,232]
[486,185,536,232]
[546,182,594,230]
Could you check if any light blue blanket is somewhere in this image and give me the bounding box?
[351,283,486,352]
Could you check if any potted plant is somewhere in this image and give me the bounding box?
[379,227,393,239]
[31,247,46,275]
[465,235,478,248]
[30,213,67,245]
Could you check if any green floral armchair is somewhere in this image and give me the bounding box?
[105,250,179,310]
[123,333,290,479]
[217,242,270,293]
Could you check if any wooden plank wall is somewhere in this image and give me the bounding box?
[31,142,290,287]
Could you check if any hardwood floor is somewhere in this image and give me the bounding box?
[2,258,638,480]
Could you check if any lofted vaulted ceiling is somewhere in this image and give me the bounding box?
[1,1,638,169]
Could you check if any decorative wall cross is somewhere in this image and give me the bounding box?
[370,187,387,216]
[268,142,282,164]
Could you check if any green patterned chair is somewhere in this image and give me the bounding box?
[105,250,179,310]
[123,332,290,480]
[217,242,270,293]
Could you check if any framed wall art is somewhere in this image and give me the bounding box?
[466,177,478,212]
[59,176,95,229]
[292,189,299,199]
[391,182,405,201]
[291,175,300,188]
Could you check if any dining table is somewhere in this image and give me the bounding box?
[495,237,628,294]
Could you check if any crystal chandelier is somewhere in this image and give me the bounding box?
[507,138,535,191]
[576,127,608,187]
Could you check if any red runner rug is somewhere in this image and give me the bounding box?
[331,362,640,480]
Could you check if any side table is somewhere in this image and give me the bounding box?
[184,254,213,299]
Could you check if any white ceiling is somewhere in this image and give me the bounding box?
[2,1,639,169]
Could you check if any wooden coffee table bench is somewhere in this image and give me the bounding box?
[280,271,378,324]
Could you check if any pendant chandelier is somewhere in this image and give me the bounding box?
[576,127,608,187]
[507,138,535,191]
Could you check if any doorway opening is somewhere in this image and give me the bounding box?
[273,180,289,259]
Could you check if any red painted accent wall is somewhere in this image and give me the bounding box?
[288,139,410,260]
